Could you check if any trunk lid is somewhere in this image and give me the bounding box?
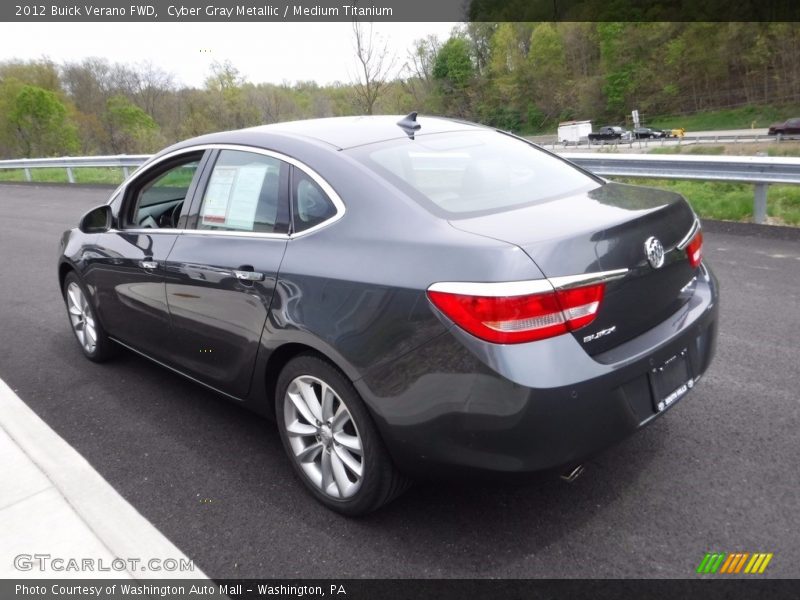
[449,182,700,354]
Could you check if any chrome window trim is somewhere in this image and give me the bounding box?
[107,143,346,239]
[112,228,181,234]
[676,217,701,250]
[428,268,629,298]
[113,227,290,240]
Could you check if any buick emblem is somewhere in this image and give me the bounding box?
[644,236,665,269]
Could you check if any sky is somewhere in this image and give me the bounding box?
[1,22,460,87]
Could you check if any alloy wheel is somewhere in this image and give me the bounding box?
[283,375,364,499]
[66,282,97,354]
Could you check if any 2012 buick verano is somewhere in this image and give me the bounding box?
[58,114,718,515]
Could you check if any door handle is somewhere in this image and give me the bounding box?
[233,269,264,282]
[140,260,158,270]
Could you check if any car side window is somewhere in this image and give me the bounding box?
[197,150,288,234]
[291,167,337,233]
[128,154,202,229]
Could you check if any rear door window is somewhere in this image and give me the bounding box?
[196,150,289,234]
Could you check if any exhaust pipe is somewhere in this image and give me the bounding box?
[560,464,585,483]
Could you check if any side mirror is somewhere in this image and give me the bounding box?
[79,205,113,234]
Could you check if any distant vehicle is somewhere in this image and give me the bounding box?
[768,118,800,139]
[588,126,630,143]
[667,128,686,138]
[633,127,666,139]
[557,120,593,145]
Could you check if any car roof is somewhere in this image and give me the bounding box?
[241,115,485,150]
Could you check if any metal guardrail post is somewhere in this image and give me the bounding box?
[754,183,768,224]
[24,168,31,182]
[66,167,75,184]
[123,166,130,178]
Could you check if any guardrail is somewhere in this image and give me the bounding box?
[0,155,149,183]
[1,152,799,224]
[563,153,800,223]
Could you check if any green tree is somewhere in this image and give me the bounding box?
[105,95,162,153]
[433,37,475,116]
[9,85,78,157]
[204,60,258,129]
[527,23,569,124]
[597,22,634,116]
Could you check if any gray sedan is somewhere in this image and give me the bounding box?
[58,114,718,515]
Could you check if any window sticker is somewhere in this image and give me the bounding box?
[200,164,268,230]
[201,166,236,225]
[226,165,268,230]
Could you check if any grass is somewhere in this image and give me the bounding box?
[647,105,799,131]
[767,145,800,157]
[614,178,800,226]
[648,141,800,157]
[535,104,800,135]
[649,145,726,155]
[0,167,126,185]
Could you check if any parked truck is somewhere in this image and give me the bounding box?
[557,120,593,145]
[588,126,630,143]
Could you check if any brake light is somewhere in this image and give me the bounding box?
[686,229,703,268]
[427,283,605,344]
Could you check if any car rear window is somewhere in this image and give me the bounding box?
[350,131,600,218]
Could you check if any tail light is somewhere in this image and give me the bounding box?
[686,229,703,268]
[427,283,605,344]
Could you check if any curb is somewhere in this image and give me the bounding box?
[0,378,208,580]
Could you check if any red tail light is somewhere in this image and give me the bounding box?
[686,229,703,268]
[427,283,605,344]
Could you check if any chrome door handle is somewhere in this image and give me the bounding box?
[234,270,264,282]
[140,260,158,270]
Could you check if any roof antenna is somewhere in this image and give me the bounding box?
[397,112,421,139]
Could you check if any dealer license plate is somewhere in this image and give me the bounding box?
[651,349,693,412]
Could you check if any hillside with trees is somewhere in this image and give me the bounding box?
[1,22,799,158]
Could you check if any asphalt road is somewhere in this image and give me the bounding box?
[1,183,798,578]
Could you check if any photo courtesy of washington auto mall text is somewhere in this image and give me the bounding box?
[13,583,348,598]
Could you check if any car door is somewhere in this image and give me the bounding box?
[163,148,290,398]
[85,150,210,360]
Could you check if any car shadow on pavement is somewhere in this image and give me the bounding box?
[46,341,669,579]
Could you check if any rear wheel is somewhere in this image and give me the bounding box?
[63,272,116,362]
[275,354,409,515]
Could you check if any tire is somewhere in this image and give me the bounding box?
[275,353,410,516]
[62,271,117,362]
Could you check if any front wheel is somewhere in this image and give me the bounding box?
[275,354,409,515]
[63,271,117,362]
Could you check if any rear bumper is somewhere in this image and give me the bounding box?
[357,263,719,479]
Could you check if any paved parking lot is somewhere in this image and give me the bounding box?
[0,183,798,578]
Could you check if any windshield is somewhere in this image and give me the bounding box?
[349,131,600,218]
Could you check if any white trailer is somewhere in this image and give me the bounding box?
[557,120,592,145]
